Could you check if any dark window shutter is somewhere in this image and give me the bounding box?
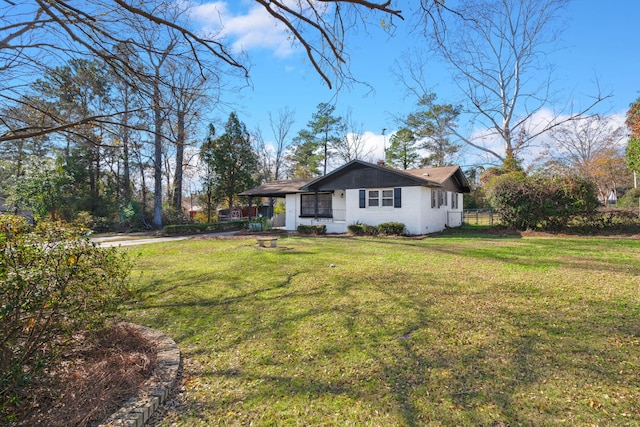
[394,187,401,208]
[359,189,366,208]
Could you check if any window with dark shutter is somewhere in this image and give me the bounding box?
[359,189,366,208]
[394,188,401,208]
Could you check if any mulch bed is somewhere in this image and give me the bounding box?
[8,324,157,427]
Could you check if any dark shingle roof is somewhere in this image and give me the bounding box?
[239,178,315,197]
[240,161,470,197]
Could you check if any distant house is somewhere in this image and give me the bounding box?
[0,196,34,223]
[240,159,471,235]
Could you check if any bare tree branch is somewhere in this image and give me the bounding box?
[416,0,607,164]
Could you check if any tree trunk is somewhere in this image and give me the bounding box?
[152,79,163,229]
[172,109,185,211]
[121,93,132,204]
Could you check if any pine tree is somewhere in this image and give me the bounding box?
[385,128,420,170]
[200,113,259,212]
[287,103,344,177]
[405,93,461,167]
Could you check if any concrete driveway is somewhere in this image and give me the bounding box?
[91,231,238,248]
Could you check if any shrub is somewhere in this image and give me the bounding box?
[162,205,191,225]
[347,223,366,235]
[486,173,599,231]
[273,200,286,215]
[73,211,118,233]
[0,215,133,401]
[567,208,640,234]
[618,187,640,208]
[249,216,269,231]
[347,223,379,236]
[163,220,248,235]
[297,225,327,235]
[378,222,406,235]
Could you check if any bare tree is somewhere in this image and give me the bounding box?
[422,0,607,166]
[164,58,213,212]
[1,1,413,144]
[123,1,232,228]
[332,110,375,164]
[133,16,177,229]
[268,107,296,181]
[252,125,273,184]
[545,115,626,175]
[539,114,628,201]
[108,60,146,206]
[0,1,246,143]
[252,1,403,89]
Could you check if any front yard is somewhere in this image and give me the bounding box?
[123,231,640,426]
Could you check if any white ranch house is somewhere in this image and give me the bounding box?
[240,159,471,235]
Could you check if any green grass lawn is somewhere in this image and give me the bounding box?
[122,231,640,426]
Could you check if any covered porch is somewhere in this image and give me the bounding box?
[240,179,348,233]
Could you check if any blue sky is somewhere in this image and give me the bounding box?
[191,0,640,168]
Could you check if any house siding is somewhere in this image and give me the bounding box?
[286,191,347,233]
[424,187,448,233]
[345,186,439,235]
[284,187,464,235]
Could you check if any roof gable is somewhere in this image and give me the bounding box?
[301,160,470,193]
[240,160,471,197]
[300,160,429,191]
[403,166,471,193]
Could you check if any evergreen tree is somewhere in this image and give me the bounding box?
[30,59,113,216]
[288,103,343,177]
[405,93,461,167]
[385,128,420,170]
[286,129,323,178]
[9,158,73,221]
[200,113,259,212]
[627,137,640,177]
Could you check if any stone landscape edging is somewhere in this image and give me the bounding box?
[99,323,181,427]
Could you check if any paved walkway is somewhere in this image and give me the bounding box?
[91,231,238,247]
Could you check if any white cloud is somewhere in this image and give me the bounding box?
[462,109,630,168]
[360,131,387,162]
[190,1,296,57]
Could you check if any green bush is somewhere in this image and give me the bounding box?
[567,209,640,234]
[347,223,366,235]
[73,210,118,233]
[618,187,640,208]
[347,223,380,236]
[0,215,133,402]
[163,220,248,235]
[486,173,600,231]
[162,205,191,225]
[378,222,406,235]
[297,225,327,235]
[249,216,269,231]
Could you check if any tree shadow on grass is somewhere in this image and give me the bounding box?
[132,240,640,425]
